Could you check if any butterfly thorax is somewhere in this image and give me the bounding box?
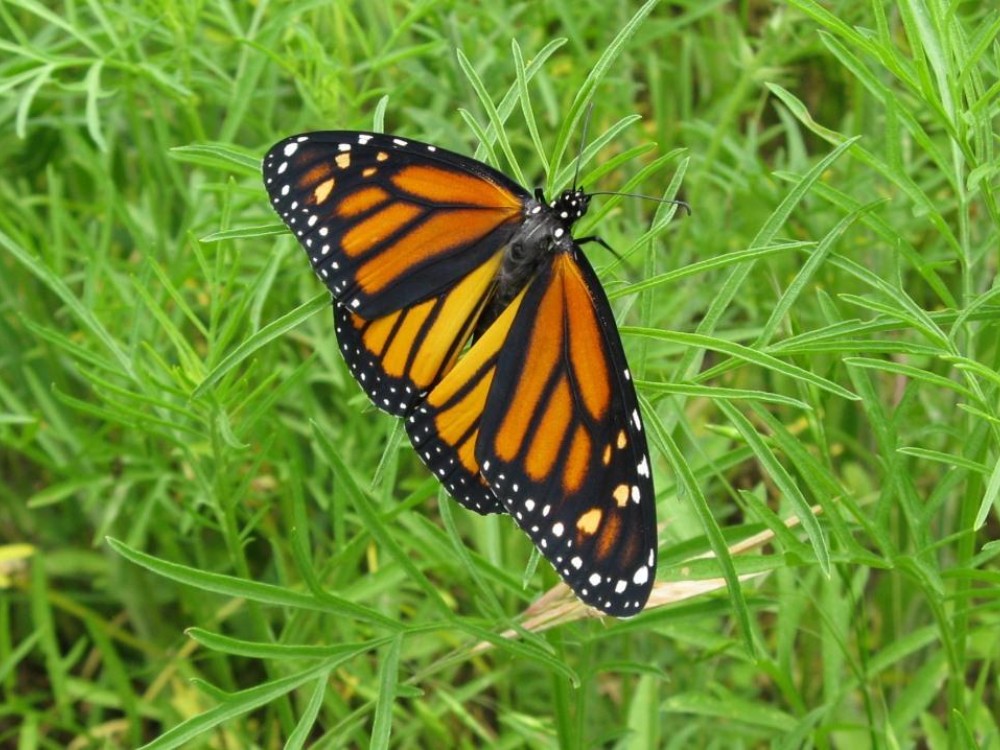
[485,187,591,327]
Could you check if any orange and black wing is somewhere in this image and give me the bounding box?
[263,131,526,318]
[479,249,656,615]
[408,249,657,615]
[331,250,506,420]
[263,131,527,419]
[264,130,659,607]
[405,285,529,516]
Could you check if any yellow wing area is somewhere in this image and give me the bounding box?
[336,252,504,416]
[404,285,528,514]
[423,286,527,474]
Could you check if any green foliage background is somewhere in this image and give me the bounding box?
[1,0,998,747]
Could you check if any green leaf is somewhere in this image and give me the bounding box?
[718,401,830,575]
[107,538,403,630]
[138,662,337,750]
[370,635,403,750]
[193,292,329,398]
[629,328,858,401]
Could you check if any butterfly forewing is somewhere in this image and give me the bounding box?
[264,131,529,416]
[262,131,527,318]
[475,250,657,616]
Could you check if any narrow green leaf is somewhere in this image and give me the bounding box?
[170,143,261,173]
[187,628,393,660]
[138,661,336,750]
[843,357,975,400]
[201,224,287,242]
[456,50,525,186]
[645,395,755,656]
[550,0,661,183]
[638,380,810,409]
[897,447,988,475]
[511,39,548,174]
[14,63,53,138]
[372,95,389,132]
[718,401,830,575]
[107,538,402,629]
[370,635,403,750]
[193,292,329,398]
[975,458,1000,530]
[611,242,811,299]
[83,60,108,152]
[629,328,858,401]
[284,671,333,750]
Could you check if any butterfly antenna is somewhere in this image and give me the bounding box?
[588,191,692,216]
[572,102,595,190]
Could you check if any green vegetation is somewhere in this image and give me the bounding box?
[2,0,998,746]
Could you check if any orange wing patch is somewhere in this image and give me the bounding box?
[393,165,523,211]
[562,425,591,493]
[337,186,390,218]
[433,375,493,472]
[379,297,439,379]
[339,252,504,403]
[493,278,564,461]
[356,209,515,295]
[565,265,610,420]
[342,203,423,258]
[355,309,402,357]
[302,164,334,194]
[490,255,601,488]
[593,511,623,561]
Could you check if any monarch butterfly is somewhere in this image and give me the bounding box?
[263,129,659,616]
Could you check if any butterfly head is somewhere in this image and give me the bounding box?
[550,187,591,227]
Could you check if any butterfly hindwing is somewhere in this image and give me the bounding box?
[263,132,527,319]
[404,285,529,515]
[475,249,657,616]
[332,252,503,416]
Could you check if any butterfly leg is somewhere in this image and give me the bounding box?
[576,235,624,262]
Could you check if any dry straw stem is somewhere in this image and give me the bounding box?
[471,504,824,650]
